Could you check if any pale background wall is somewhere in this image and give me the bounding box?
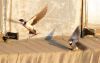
[87,0,100,34]
[0,0,2,32]
[2,0,81,39]
[88,0,100,24]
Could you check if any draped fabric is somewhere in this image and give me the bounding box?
[1,0,82,39]
[0,37,99,63]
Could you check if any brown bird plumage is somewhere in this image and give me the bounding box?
[30,5,48,25]
[18,5,48,35]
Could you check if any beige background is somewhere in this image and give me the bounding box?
[0,0,2,32]
[1,0,100,39]
[88,0,100,24]
[1,0,81,39]
[87,0,100,35]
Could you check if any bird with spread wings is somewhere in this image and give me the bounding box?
[19,5,48,35]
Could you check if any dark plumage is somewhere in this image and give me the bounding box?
[68,26,80,50]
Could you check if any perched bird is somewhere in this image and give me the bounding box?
[19,5,48,35]
[82,27,95,38]
[68,26,80,50]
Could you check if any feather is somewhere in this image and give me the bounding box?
[30,5,48,25]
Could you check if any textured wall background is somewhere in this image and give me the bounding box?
[2,0,81,39]
[88,0,100,25]
[0,0,2,32]
[86,0,100,35]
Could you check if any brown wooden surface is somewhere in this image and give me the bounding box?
[0,36,100,53]
[0,36,99,63]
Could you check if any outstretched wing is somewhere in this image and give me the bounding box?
[68,26,80,41]
[10,19,20,24]
[30,5,48,25]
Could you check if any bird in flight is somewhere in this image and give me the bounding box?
[68,26,80,50]
[19,5,48,35]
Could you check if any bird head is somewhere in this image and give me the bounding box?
[19,19,25,22]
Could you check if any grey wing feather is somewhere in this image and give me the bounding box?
[68,26,80,42]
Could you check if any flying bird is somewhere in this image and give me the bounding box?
[68,26,80,50]
[19,5,48,35]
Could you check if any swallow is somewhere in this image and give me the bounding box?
[68,26,80,50]
[19,5,48,35]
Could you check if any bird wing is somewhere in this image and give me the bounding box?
[68,26,80,41]
[10,19,20,24]
[30,5,48,25]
